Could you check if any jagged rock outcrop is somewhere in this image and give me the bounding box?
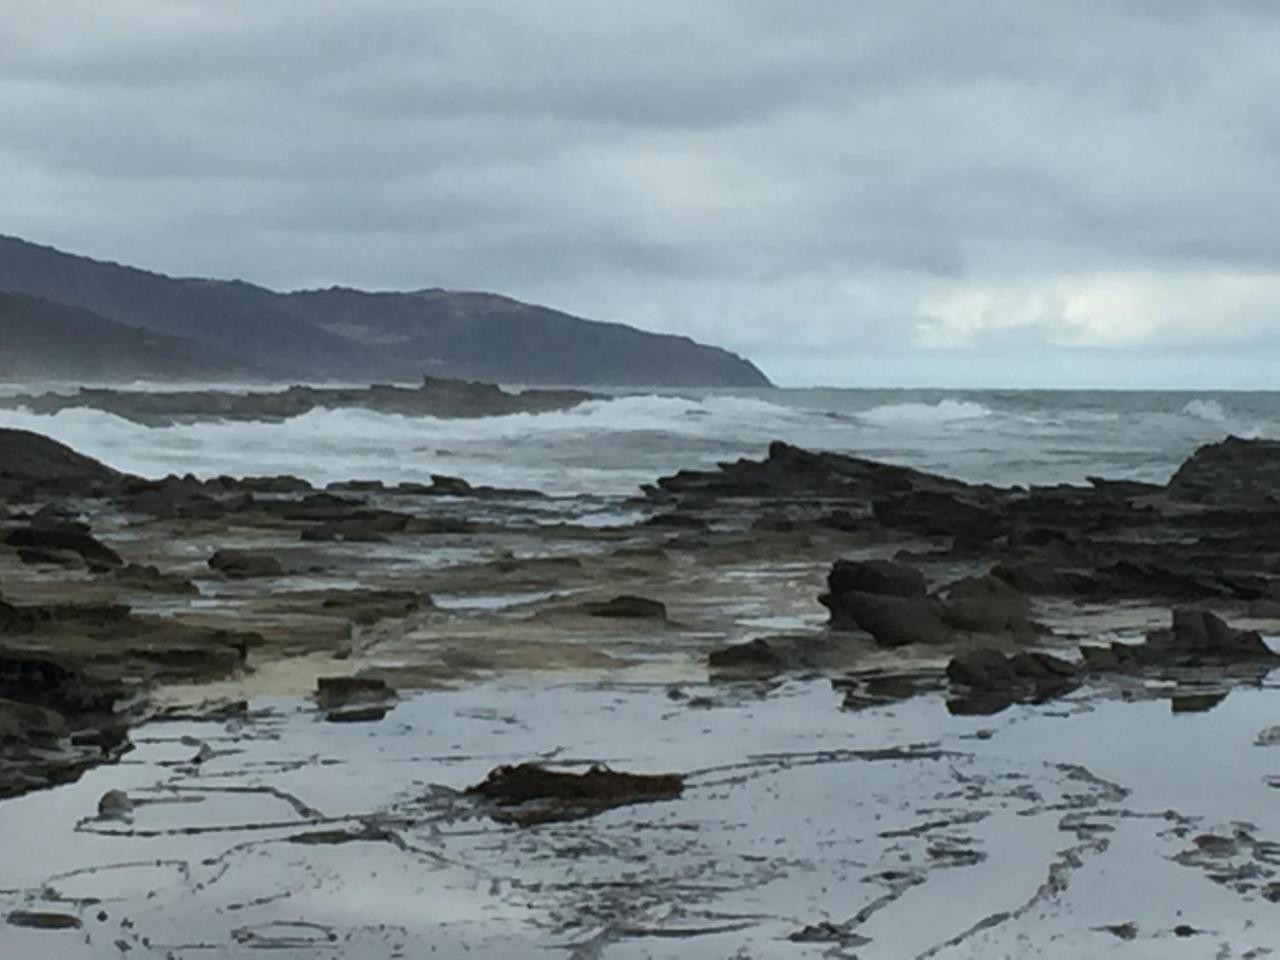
[820,560,1039,647]
[5,377,602,426]
[0,428,128,499]
[1168,436,1280,504]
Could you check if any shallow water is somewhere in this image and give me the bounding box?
[3,677,1279,958]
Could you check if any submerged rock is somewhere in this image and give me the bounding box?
[468,762,684,825]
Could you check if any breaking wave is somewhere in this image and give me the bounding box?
[2,388,1278,496]
[1182,398,1228,423]
[855,399,995,427]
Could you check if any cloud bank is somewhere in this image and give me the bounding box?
[3,0,1278,386]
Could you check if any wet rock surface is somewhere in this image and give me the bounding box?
[2,681,1279,957]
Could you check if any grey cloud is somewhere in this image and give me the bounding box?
[2,1,1280,385]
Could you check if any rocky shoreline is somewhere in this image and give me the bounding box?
[4,426,1280,797]
[0,375,600,426]
[3,425,1280,953]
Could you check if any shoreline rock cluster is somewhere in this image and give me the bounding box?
[3,423,1280,803]
[0,375,600,426]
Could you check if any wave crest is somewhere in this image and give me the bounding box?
[856,399,994,427]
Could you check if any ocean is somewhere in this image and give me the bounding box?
[0,385,1275,497]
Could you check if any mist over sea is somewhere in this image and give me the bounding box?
[0,384,1275,497]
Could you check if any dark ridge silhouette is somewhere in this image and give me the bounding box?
[0,235,771,387]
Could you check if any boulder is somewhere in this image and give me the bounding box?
[208,549,283,579]
[1007,650,1078,681]
[468,762,683,825]
[1149,608,1275,660]
[827,558,926,598]
[941,575,1037,638]
[315,675,396,723]
[823,591,952,646]
[946,649,1019,690]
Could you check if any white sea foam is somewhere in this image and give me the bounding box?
[1182,398,1228,423]
[3,388,1277,496]
[855,398,995,427]
[0,394,808,496]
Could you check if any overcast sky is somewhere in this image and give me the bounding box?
[2,1,1279,387]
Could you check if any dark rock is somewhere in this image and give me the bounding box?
[946,649,1019,690]
[708,633,871,678]
[583,595,668,620]
[836,668,942,711]
[315,675,394,708]
[1149,608,1275,660]
[643,512,710,530]
[404,517,474,535]
[315,675,396,721]
[233,475,313,494]
[708,637,785,674]
[3,526,123,567]
[325,480,386,493]
[1007,650,1078,681]
[991,559,1073,595]
[647,440,973,504]
[827,558,926,598]
[6,910,83,930]
[468,762,683,825]
[1248,599,1280,618]
[1168,436,1280,504]
[28,503,89,532]
[1079,645,1122,671]
[788,921,870,947]
[427,474,472,496]
[0,427,126,498]
[873,490,1009,541]
[97,788,134,820]
[208,549,283,579]
[319,590,428,624]
[16,547,83,568]
[941,576,1036,638]
[5,379,606,425]
[823,591,952,646]
[112,563,199,595]
[1170,690,1229,714]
